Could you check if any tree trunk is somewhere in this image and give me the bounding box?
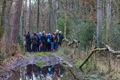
[64,0,67,39]
[0,0,5,39]
[48,0,53,32]
[106,0,111,43]
[25,0,30,32]
[29,0,31,32]
[96,0,103,47]
[10,0,23,43]
[64,11,67,39]
[106,0,112,73]
[3,0,13,56]
[8,0,22,56]
[48,0,57,32]
[37,0,40,32]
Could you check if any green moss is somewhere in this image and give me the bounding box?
[35,52,48,56]
[36,61,46,68]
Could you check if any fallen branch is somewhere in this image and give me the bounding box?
[67,67,80,80]
[105,45,120,54]
[79,48,107,70]
[79,45,120,71]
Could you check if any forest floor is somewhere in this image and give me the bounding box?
[54,47,120,80]
[52,47,106,80]
[1,46,120,80]
[23,49,104,80]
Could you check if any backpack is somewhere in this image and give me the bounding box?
[47,38,50,43]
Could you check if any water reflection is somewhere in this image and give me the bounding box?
[20,63,65,80]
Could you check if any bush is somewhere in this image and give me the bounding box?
[111,24,120,50]
[77,20,96,50]
[18,34,23,50]
[57,12,70,38]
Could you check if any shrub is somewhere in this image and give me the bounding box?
[77,20,96,50]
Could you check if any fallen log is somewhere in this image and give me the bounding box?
[79,48,107,70]
[105,45,120,54]
[67,67,80,80]
[79,45,120,71]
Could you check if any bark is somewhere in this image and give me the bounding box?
[29,0,31,32]
[48,0,53,32]
[37,0,40,32]
[106,0,112,72]
[64,0,67,39]
[96,0,103,47]
[25,0,30,32]
[1,0,5,27]
[10,0,23,43]
[3,0,23,56]
[0,0,5,39]
[3,0,13,56]
[48,0,57,32]
[106,0,111,43]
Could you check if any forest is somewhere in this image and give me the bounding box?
[0,0,120,80]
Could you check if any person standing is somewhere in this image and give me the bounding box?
[59,31,64,46]
[41,31,47,52]
[51,33,55,51]
[31,33,38,52]
[38,32,42,52]
[47,33,51,51]
[55,31,59,50]
[26,32,31,52]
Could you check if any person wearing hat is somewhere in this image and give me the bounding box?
[56,29,59,33]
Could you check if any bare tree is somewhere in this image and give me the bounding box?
[106,0,111,43]
[96,0,103,47]
[37,0,40,32]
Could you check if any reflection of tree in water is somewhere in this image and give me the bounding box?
[25,63,65,79]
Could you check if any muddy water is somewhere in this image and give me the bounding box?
[19,64,65,80]
[0,55,64,80]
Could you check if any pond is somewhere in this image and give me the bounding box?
[20,63,65,80]
[0,55,65,80]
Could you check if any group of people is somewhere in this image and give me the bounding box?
[26,63,65,79]
[24,30,64,52]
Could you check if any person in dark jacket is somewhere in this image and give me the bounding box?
[41,31,47,52]
[58,31,64,46]
[26,32,31,52]
[38,32,42,52]
[55,32,59,50]
[51,33,55,51]
[46,33,51,51]
[31,33,38,52]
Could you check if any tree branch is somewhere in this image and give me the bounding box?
[105,45,120,54]
[79,44,120,71]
